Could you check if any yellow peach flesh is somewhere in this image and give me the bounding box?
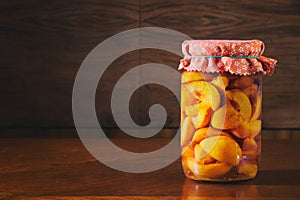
[187,157,232,179]
[200,136,242,166]
[211,90,252,130]
[227,90,252,122]
[181,71,204,83]
[187,81,221,111]
[243,138,258,151]
[233,120,261,138]
[211,75,229,90]
[181,83,197,125]
[194,144,208,162]
[251,95,262,121]
[182,145,194,158]
[211,105,237,130]
[180,117,195,147]
[191,104,212,129]
[238,163,258,178]
[243,84,258,99]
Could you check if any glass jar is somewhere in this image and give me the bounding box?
[179,40,277,181]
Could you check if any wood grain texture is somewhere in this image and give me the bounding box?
[0,0,300,137]
[141,0,300,129]
[0,136,300,199]
[0,0,139,128]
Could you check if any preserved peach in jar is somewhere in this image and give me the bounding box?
[179,40,277,181]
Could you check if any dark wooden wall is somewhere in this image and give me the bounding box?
[1,0,299,137]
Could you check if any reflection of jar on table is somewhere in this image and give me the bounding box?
[179,40,277,181]
[181,179,258,198]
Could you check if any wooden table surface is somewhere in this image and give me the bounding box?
[1,137,300,200]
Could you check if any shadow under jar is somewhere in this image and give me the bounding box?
[179,40,277,181]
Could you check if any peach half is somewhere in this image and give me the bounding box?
[184,103,212,130]
[242,138,259,160]
[243,84,258,100]
[187,157,232,179]
[211,75,229,91]
[181,145,194,158]
[237,163,258,178]
[181,83,197,125]
[199,136,242,166]
[251,94,262,121]
[191,127,230,148]
[243,137,258,151]
[232,120,261,138]
[181,84,197,107]
[226,90,252,122]
[211,90,252,130]
[187,81,221,111]
[194,144,211,163]
[190,104,212,129]
[180,117,195,147]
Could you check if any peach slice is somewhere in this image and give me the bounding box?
[187,157,232,179]
[211,90,252,129]
[227,90,252,122]
[188,81,221,110]
[194,147,220,166]
[182,145,194,158]
[251,94,262,121]
[201,155,216,165]
[181,84,197,125]
[243,137,258,151]
[233,120,261,138]
[242,138,258,160]
[211,75,229,91]
[211,105,234,130]
[200,136,242,166]
[231,75,254,90]
[230,128,248,139]
[191,104,213,129]
[185,102,211,117]
[184,103,198,116]
[181,84,197,107]
[237,163,258,178]
[194,144,227,165]
[181,71,204,83]
[191,128,209,146]
[182,71,204,83]
[180,117,195,147]
[243,84,258,100]
[194,144,209,162]
[191,127,230,148]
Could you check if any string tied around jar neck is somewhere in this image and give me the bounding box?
[185,55,260,59]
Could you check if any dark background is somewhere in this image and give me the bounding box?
[0,0,299,138]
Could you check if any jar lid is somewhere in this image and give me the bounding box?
[178,40,277,75]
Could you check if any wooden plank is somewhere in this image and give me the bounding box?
[0,0,140,128]
[140,0,300,128]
